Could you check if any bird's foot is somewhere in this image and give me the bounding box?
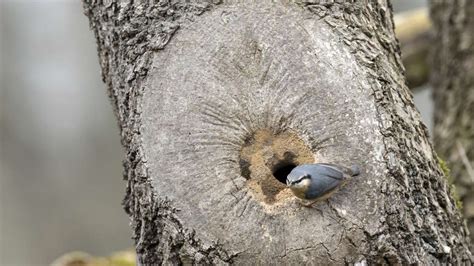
[300,199,319,208]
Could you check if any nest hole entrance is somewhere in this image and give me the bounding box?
[239,129,314,205]
[272,163,297,184]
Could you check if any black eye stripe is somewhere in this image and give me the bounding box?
[291,174,310,185]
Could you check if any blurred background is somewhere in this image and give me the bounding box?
[0,0,428,265]
[1,1,131,265]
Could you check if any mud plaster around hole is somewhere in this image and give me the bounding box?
[239,129,314,205]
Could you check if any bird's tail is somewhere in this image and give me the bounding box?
[350,165,361,176]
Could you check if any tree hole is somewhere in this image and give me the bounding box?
[272,163,297,184]
[239,129,314,204]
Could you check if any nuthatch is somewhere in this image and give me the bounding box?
[286,163,360,206]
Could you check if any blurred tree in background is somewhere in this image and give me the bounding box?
[431,0,474,244]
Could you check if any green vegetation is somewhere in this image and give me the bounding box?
[437,155,463,210]
[52,250,136,266]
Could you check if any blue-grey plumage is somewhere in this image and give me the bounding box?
[286,163,360,201]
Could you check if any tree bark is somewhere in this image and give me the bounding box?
[430,0,474,245]
[83,0,472,264]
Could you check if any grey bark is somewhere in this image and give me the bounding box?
[430,0,474,245]
[83,0,472,264]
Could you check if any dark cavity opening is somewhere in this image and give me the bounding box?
[239,159,251,180]
[272,163,297,184]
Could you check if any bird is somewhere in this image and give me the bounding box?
[286,163,360,206]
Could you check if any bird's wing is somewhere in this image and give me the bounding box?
[305,170,343,199]
[317,163,361,177]
[314,164,346,180]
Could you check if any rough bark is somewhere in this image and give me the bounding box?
[430,0,474,244]
[83,0,472,264]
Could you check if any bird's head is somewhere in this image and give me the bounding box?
[286,168,311,191]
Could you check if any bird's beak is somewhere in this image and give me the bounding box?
[286,179,290,186]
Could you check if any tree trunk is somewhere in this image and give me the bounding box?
[83,0,472,264]
[430,0,474,245]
